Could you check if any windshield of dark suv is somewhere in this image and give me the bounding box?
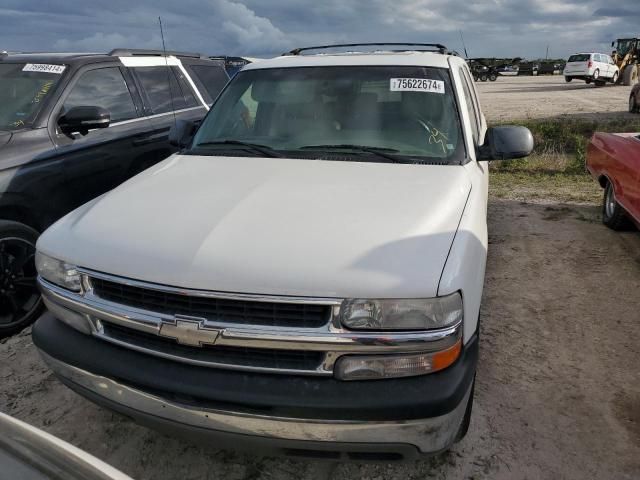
[0,63,65,130]
[191,66,465,164]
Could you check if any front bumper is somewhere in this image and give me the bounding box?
[33,314,477,459]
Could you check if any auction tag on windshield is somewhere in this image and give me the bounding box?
[22,64,66,74]
[390,78,445,94]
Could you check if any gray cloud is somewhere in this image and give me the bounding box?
[0,1,638,59]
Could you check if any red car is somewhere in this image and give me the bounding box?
[587,132,640,230]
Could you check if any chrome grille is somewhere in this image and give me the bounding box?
[101,322,325,371]
[90,277,331,328]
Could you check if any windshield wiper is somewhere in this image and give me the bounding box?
[299,144,407,163]
[194,140,283,158]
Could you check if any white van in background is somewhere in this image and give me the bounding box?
[563,53,619,86]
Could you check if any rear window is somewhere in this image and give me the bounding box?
[134,66,198,114]
[189,65,229,100]
[568,54,590,62]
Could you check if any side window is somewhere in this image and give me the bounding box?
[171,67,199,108]
[134,66,187,114]
[62,67,137,123]
[189,65,229,100]
[459,67,480,142]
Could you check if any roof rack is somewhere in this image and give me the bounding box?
[286,43,450,56]
[109,49,205,59]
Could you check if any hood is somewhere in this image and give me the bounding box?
[39,155,471,299]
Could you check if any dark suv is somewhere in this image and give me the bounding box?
[0,49,228,336]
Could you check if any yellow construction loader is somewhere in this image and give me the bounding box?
[611,38,640,85]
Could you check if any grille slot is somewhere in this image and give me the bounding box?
[102,322,325,372]
[90,277,331,328]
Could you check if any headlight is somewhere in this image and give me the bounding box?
[35,252,81,292]
[340,292,463,330]
[335,340,462,380]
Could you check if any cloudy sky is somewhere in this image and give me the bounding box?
[1,0,639,59]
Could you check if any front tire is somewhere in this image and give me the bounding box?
[629,94,638,113]
[612,71,619,84]
[480,74,488,82]
[623,65,638,86]
[602,182,631,230]
[0,220,43,338]
[489,73,497,82]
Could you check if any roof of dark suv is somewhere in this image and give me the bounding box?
[0,50,225,67]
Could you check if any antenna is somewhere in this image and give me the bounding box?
[159,16,177,131]
[459,31,469,58]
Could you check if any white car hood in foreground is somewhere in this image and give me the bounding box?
[39,155,471,298]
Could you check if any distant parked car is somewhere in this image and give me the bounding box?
[0,49,229,337]
[587,132,640,230]
[468,60,498,81]
[517,61,539,76]
[209,56,268,77]
[497,65,519,76]
[563,53,619,86]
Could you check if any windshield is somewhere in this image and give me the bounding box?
[0,63,65,130]
[191,66,465,164]
[616,40,635,57]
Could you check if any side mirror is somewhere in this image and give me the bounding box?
[478,126,534,161]
[58,106,110,136]
[169,120,197,148]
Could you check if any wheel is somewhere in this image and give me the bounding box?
[473,76,479,82]
[623,65,638,86]
[0,220,43,338]
[629,94,638,113]
[454,376,475,443]
[565,76,572,83]
[612,71,619,84]
[602,182,631,230]
[488,74,497,82]
[592,69,600,81]
[480,74,488,82]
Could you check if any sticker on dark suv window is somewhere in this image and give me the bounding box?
[390,78,445,94]
[22,64,66,74]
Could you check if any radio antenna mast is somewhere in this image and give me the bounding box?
[159,16,177,130]
[459,30,469,58]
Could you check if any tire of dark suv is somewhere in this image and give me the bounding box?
[0,220,43,338]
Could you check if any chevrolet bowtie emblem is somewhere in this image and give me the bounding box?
[158,315,221,347]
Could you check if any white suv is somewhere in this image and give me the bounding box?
[564,52,619,85]
[33,43,533,460]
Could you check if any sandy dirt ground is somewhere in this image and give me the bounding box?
[476,75,637,122]
[2,196,639,480]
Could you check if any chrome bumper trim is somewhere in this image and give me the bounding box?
[40,351,470,454]
[39,277,461,376]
